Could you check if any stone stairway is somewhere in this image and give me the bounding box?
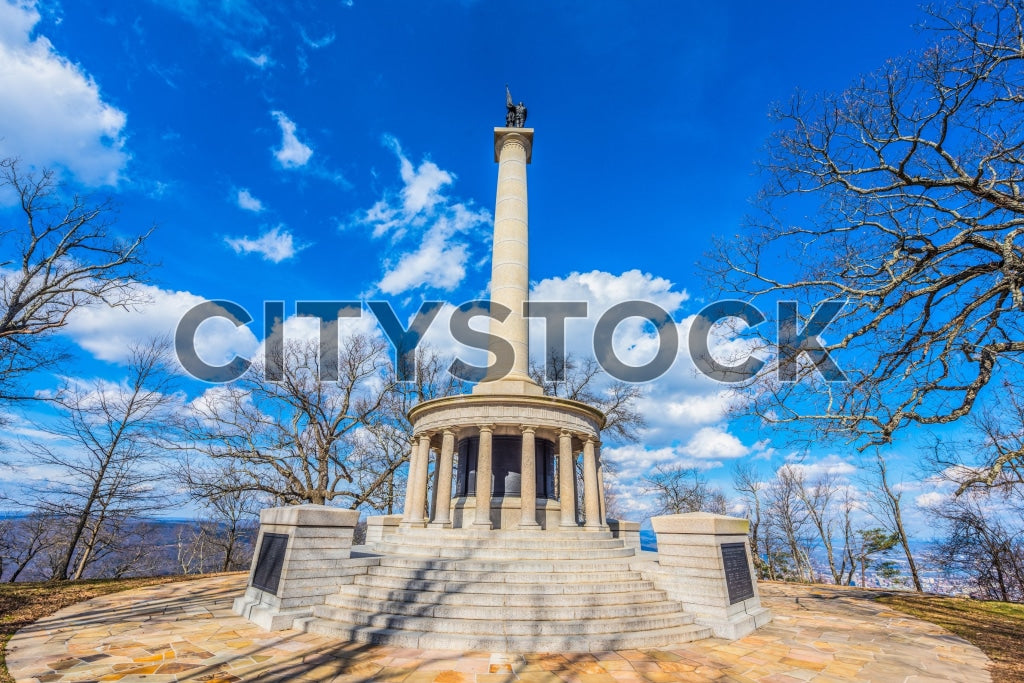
[298,528,713,652]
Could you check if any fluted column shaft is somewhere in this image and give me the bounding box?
[430,430,455,528]
[519,426,539,528]
[407,434,431,526]
[558,430,577,527]
[583,438,602,530]
[473,425,494,528]
[596,442,608,529]
[401,439,416,520]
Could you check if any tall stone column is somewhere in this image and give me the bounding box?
[596,441,608,529]
[473,128,542,397]
[558,430,578,527]
[430,430,455,528]
[401,438,416,521]
[519,425,540,528]
[472,425,494,528]
[583,438,602,530]
[407,433,431,526]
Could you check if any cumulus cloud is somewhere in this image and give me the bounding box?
[0,0,128,185]
[63,283,260,370]
[271,110,313,168]
[781,453,858,479]
[682,426,749,459]
[235,188,264,212]
[353,135,490,295]
[915,491,948,508]
[225,225,305,263]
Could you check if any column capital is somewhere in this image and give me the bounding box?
[519,424,537,434]
[493,127,534,163]
[559,428,575,438]
[477,423,494,434]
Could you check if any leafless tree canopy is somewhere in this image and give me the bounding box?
[0,159,151,404]
[707,1,1024,481]
[24,339,175,581]
[645,465,727,516]
[529,350,646,443]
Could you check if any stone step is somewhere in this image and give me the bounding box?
[377,556,636,574]
[388,528,615,541]
[336,582,667,606]
[312,604,690,636]
[371,543,635,560]
[365,565,644,585]
[300,618,714,652]
[325,592,687,622]
[353,574,658,595]
[373,536,626,550]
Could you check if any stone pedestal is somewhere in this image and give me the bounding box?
[645,513,772,639]
[232,505,364,630]
[607,519,641,551]
[365,514,402,544]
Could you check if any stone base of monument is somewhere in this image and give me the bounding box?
[235,507,771,651]
[634,513,773,639]
[231,505,366,631]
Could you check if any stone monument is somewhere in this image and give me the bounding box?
[233,90,772,651]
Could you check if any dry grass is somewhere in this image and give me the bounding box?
[0,574,223,683]
[878,593,1024,682]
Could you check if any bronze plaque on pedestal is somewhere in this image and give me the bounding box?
[252,532,288,595]
[721,542,754,604]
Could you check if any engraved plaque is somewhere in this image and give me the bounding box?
[721,542,754,604]
[252,532,288,595]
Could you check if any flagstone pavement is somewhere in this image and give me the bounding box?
[6,574,991,682]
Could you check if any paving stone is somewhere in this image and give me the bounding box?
[6,575,992,682]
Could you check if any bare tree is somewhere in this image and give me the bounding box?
[183,336,396,506]
[0,158,151,407]
[178,460,262,572]
[530,351,646,443]
[646,465,727,516]
[929,491,1024,601]
[791,469,848,585]
[862,453,924,591]
[24,339,174,581]
[0,512,58,582]
[766,465,814,582]
[732,463,769,578]
[706,1,1024,478]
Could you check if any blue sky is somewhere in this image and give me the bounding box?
[0,0,952,525]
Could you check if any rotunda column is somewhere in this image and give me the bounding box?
[583,437,602,531]
[596,440,608,529]
[519,425,540,529]
[472,424,494,529]
[401,437,416,522]
[407,433,431,526]
[430,429,455,528]
[558,430,578,527]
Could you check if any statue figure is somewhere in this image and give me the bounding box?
[505,84,528,128]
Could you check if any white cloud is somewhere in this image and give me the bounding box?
[682,426,749,459]
[354,136,490,295]
[0,0,128,185]
[234,47,273,68]
[235,188,264,212]
[781,453,858,479]
[63,283,260,370]
[271,110,313,168]
[225,225,304,263]
[915,491,948,508]
[299,28,335,49]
